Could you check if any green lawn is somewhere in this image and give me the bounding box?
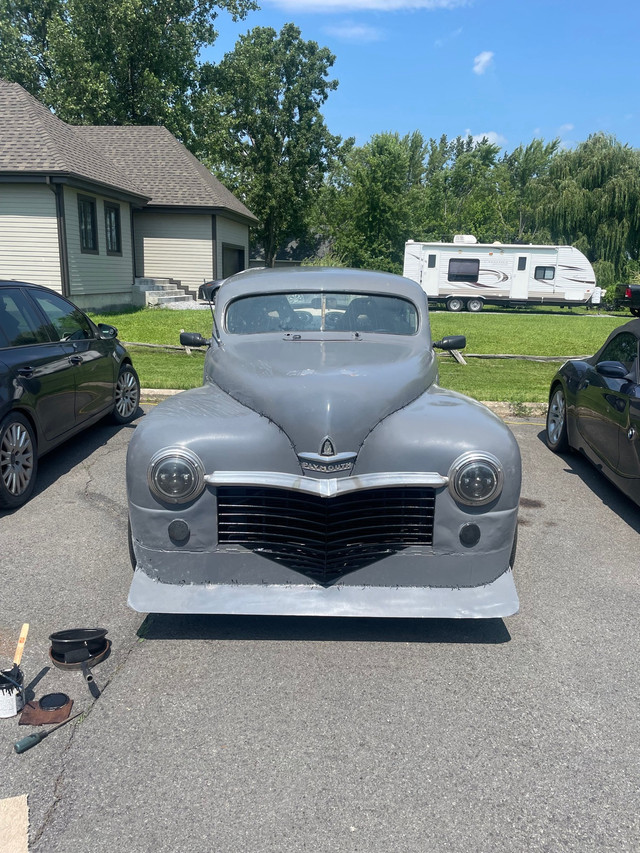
[90,305,627,402]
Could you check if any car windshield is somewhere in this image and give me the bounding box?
[225,292,419,335]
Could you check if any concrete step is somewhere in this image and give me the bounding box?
[146,292,192,306]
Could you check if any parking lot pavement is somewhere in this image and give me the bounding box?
[1,410,639,852]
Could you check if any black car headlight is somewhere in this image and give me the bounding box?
[448,452,503,506]
[148,448,205,504]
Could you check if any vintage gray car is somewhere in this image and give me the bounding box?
[127,268,521,618]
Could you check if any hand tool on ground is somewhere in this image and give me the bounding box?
[14,712,83,754]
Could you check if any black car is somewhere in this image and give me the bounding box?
[0,280,140,509]
[545,319,640,506]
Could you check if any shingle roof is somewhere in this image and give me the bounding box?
[0,79,258,223]
[76,125,258,223]
[0,80,148,200]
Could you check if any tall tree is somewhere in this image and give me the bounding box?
[314,131,427,273]
[538,133,640,276]
[198,23,344,267]
[500,138,559,242]
[0,0,256,145]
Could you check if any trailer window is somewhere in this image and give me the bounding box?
[517,257,527,271]
[535,266,555,281]
[448,258,479,282]
[427,254,436,268]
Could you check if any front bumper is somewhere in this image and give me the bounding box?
[128,567,519,618]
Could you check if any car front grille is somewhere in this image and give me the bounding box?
[216,485,435,584]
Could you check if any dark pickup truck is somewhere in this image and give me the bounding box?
[623,285,640,317]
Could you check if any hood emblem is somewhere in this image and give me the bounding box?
[320,437,336,457]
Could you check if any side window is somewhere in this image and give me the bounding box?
[105,202,122,255]
[0,289,51,347]
[427,254,436,269]
[448,258,479,282]
[517,256,527,271]
[29,291,94,342]
[78,195,98,253]
[598,333,638,371]
[534,266,555,281]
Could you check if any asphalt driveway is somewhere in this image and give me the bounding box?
[0,408,639,852]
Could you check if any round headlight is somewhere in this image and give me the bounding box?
[148,448,205,504]
[449,452,503,506]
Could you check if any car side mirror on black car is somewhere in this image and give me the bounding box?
[596,360,632,380]
[433,335,466,351]
[98,323,118,339]
[180,332,210,348]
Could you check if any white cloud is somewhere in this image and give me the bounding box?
[473,50,494,75]
[324,22,383,41]
[558,123,574,133]
[435,27,463,47]
[465,129,507,147]
[263,0,468,10]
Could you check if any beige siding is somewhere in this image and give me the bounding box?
[216,216,249,275]
[64,186,134,296]
[0,183,62,291]
[134,212,213,289]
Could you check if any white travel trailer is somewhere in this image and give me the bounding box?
[403,235,598,312]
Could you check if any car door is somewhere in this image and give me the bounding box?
[614,337,640,503]
[0,287,78,442]
[27,290,116,424]
[576,332,638,473]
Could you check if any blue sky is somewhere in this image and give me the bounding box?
[206,0,640,153]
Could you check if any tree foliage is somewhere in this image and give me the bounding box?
[313,131,427,273]
[0,0,256,145]
[537,133,640,277]
[197,23,345,267]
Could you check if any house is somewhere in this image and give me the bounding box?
[0,79,258,311]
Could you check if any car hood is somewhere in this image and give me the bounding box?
[206,338,436,455]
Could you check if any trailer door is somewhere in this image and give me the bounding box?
[420,245,439,296]
[510,254,530,300]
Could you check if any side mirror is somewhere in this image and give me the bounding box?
[596,360,630,380]
[433,335,466,351]
[180,332,209,348]
[98,323,118,339]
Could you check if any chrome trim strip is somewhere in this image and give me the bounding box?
[128,569,519,618]
[203,470,449,497]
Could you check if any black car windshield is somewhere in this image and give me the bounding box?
[225,292,419,335]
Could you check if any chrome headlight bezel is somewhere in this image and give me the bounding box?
[448,451,504,506]
[147,447,205,504]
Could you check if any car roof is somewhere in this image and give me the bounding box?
[217,267,428,304]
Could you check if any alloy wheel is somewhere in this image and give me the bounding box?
[1,420,35,497]
[115,368,140,419]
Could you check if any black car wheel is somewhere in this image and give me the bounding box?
[546,385,569,453]
[446,297,464,312]
[112,364,140,424]
[466,298,484,313]
[0,412,38,509]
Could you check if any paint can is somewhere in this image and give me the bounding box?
[0,666,25,718]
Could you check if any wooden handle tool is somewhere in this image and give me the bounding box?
[13,623,29,667]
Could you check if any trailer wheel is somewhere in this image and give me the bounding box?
[466,298,484,313]
[446,297,464,312]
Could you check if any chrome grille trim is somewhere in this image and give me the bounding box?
[204,470,448,497]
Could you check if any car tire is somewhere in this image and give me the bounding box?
[0,412,38,509]
[545,384,569,453]
[112,364,140,425]
[446,297,464,312]
[466,298,483,313]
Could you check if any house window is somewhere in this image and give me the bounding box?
[517,256,527,271]
[427,254,436,268]
[448,258,479,282]
[78,196,98,254]
[534,266,555,281]
[104,203,122,255]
